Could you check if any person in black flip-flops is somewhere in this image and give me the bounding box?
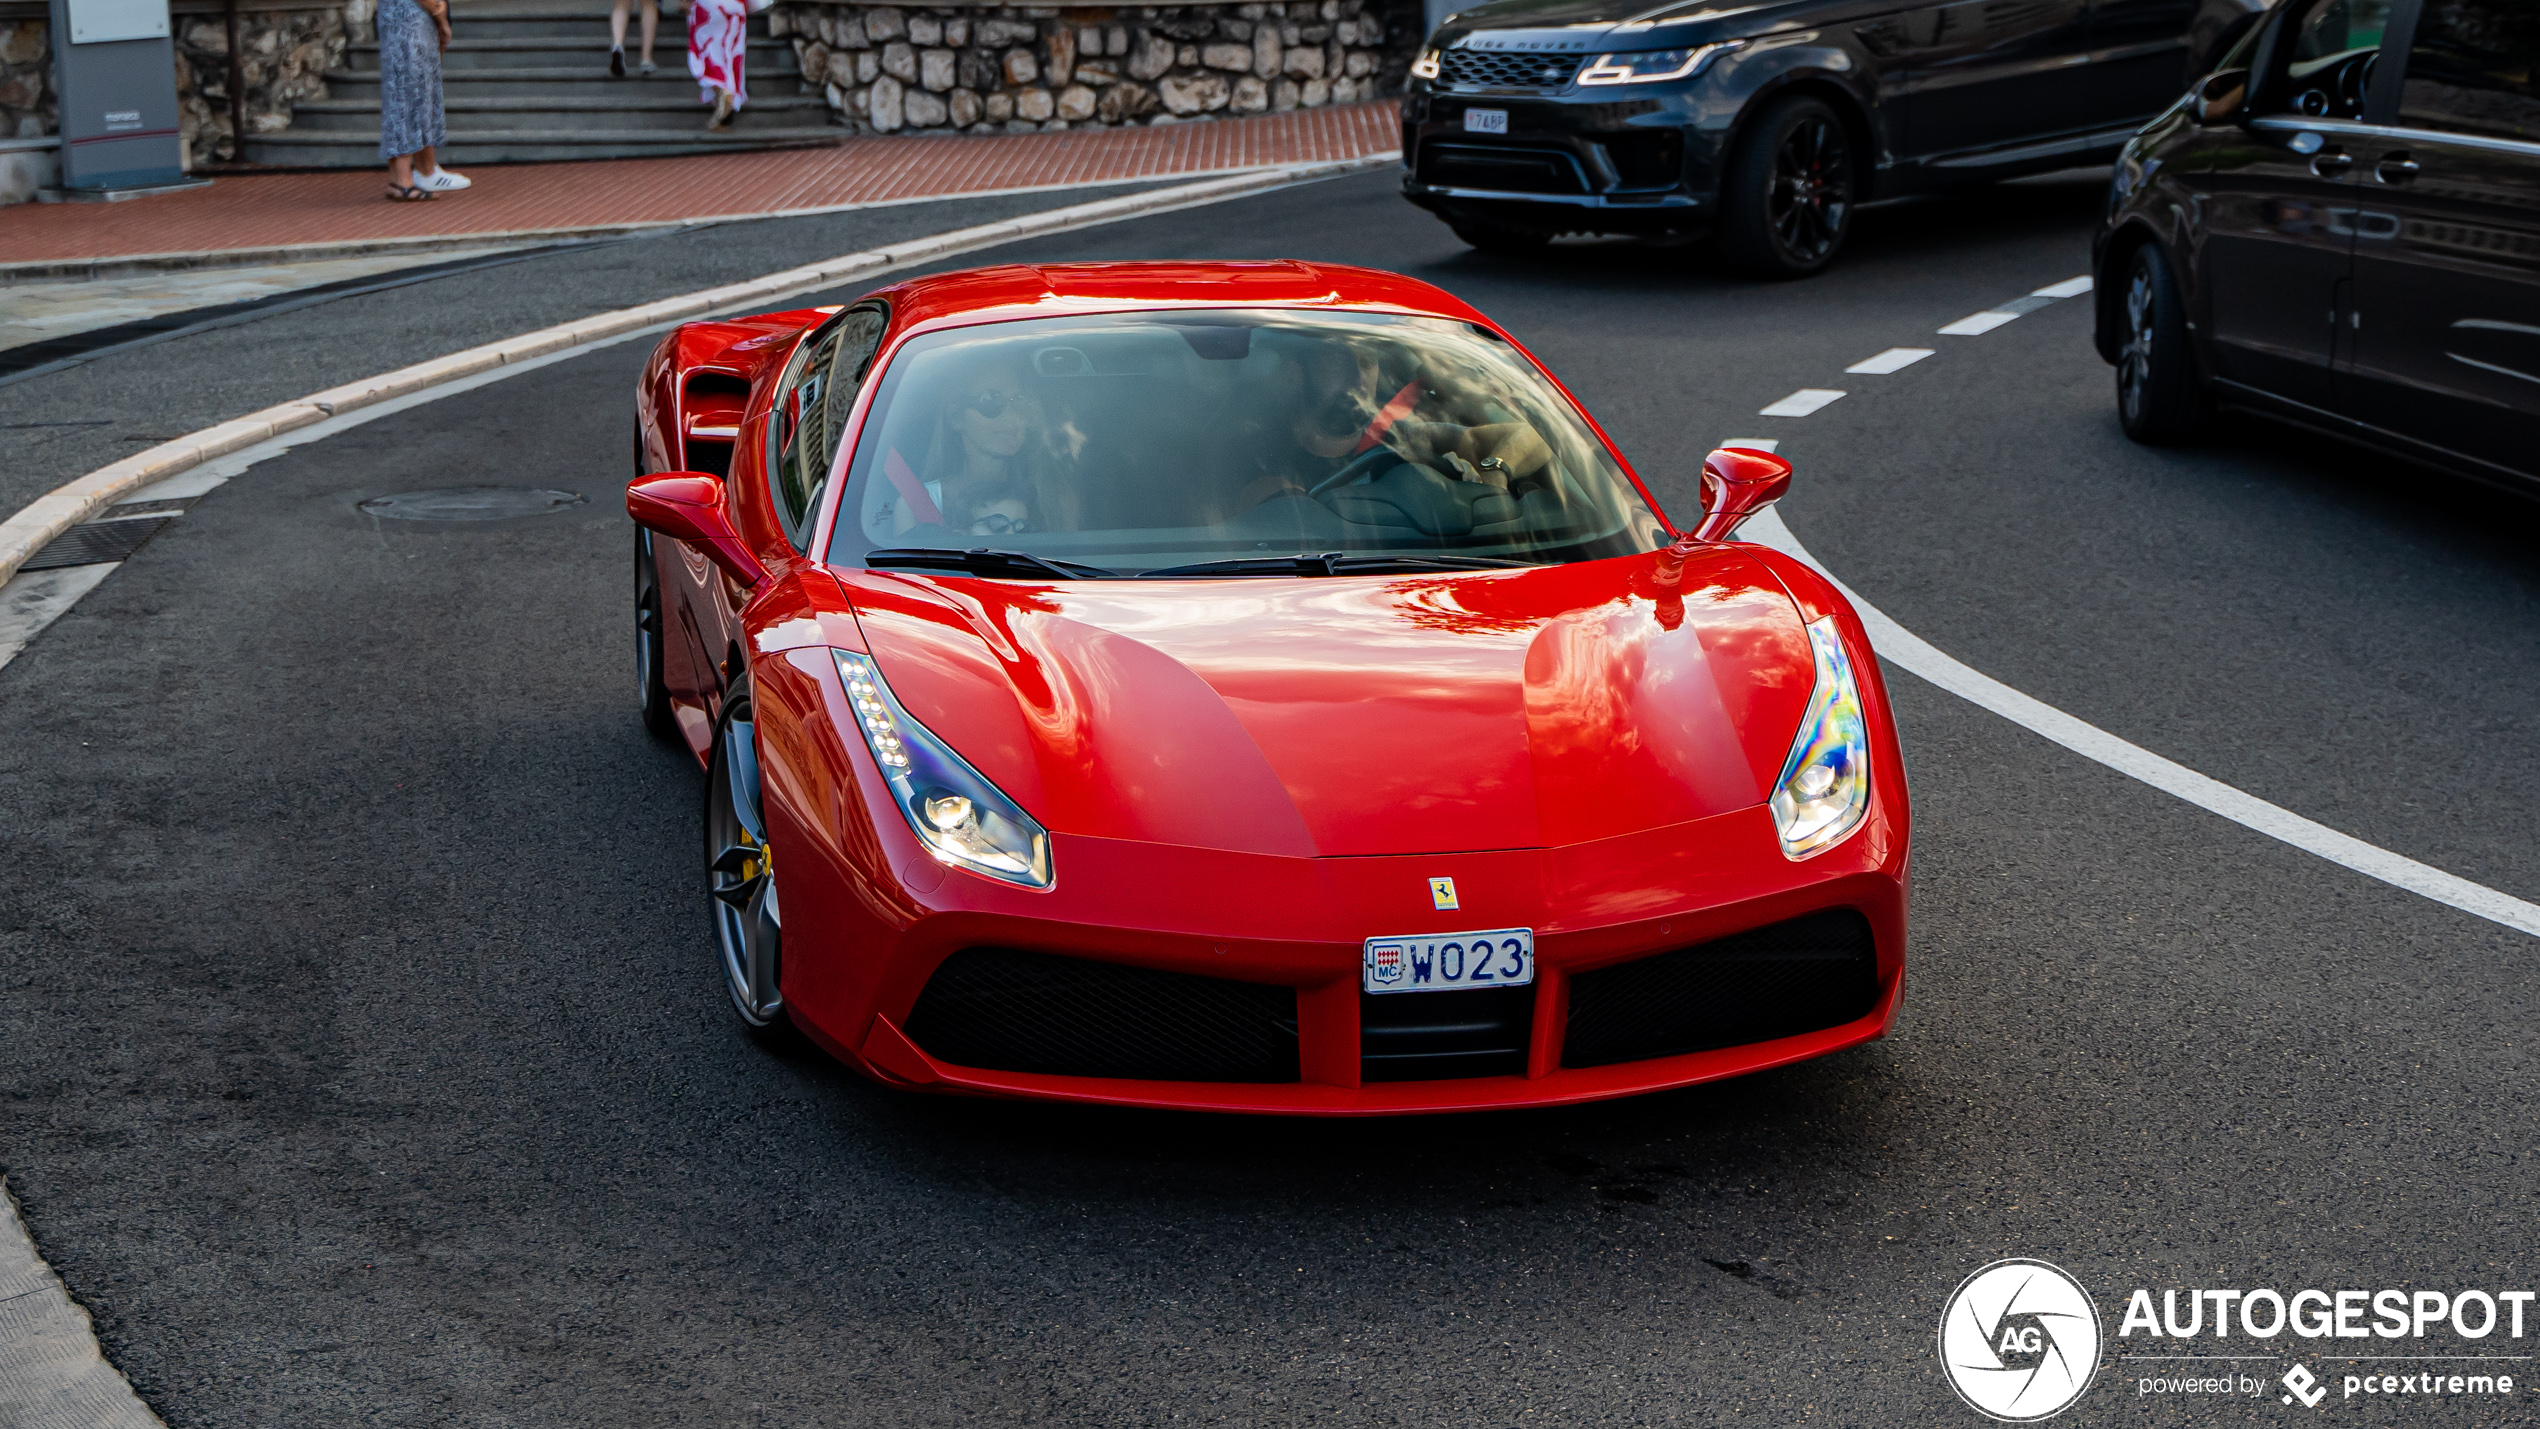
[609,0,660,77]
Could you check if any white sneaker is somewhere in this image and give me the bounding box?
[414,167,471,192]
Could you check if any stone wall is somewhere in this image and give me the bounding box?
[175,6,350,164]
[770,1,1414,134]
[0,16,51,140]
[0,5,346,167]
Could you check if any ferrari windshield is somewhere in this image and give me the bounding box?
[826,309,1668,576]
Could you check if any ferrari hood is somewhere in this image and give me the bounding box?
[836,553,1816,858]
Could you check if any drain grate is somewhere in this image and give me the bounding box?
[358,487,585,521]
[21,516,174,572]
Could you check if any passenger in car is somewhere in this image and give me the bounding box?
[883,355,1082,538]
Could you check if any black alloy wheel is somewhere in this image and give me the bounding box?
[2115,243,2214,445]
[1451,221,1553,256]
[1720,95,1856,279]
[634,527,676,739]
[707,674,788,1032]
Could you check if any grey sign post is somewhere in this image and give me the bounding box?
[48,0,193,193]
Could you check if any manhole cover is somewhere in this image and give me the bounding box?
[358,487,586,521]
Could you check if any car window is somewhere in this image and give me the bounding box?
[770,305,887,549]
[2398,0,2540,144]
[2266,0,2395,118]
[824,309,1669,575]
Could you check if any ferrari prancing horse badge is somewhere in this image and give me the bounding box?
[1429,877,1458,911]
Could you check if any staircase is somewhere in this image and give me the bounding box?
[245,0,840,167]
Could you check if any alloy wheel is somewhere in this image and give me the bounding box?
[2119,265,2157,426]
[1767,117,1852,265]
[635,530,661,713]
[708,683,784,1026]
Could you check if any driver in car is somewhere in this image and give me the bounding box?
[1244,342,1556,505]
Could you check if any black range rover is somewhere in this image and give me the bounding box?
[1402,0,2268,275]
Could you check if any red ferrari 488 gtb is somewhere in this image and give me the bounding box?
[626,260,1908,1114]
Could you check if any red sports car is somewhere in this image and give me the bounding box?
[626,260,1908,1115]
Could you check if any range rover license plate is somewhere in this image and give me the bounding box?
[1464,108,1508,135]
[1363,928,1533,994]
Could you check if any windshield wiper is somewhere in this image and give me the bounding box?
[1136,552,1535,578]
[862,547,1117,580]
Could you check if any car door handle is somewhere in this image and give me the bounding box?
[2312,149,2354,177]
[2376,152,2420,184]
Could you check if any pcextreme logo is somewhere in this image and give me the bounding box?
[1939,1259,2104,1421]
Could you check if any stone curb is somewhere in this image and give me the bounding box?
[0,142,1395,283]
[0,1178,162,1429]
[0,153,1390,592]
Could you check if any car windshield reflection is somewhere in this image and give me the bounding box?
[826,309,1669,577]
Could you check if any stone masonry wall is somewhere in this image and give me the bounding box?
[770,2,1414,134]
[0,7,345,166]
[175,8,350,164]
[0,17,53,139]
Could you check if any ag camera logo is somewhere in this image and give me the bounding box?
[1940,1259,2103,1421]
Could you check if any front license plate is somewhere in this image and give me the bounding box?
[1363,928,1534,994]
[1463,107,1508,135]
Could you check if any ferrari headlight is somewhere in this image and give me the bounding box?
[1411,46,1441,79]
[1769,616,1870,859]
[833,650,1052,888]
[1576,40,1740,86]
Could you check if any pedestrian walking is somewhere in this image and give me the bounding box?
[379,0,469,198]
[687,0,755,129]
[607,0,658,77]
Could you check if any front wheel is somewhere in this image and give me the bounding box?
[1718,95,1857,279]
[2115,243,2214,445]
[706,674,789,1035]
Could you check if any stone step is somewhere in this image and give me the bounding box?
[242,124,844,166]
[347,36,795,72]
[322,66,798,98]
[431,6,746,40]
[288,92,829,133]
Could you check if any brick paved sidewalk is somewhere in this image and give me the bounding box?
[2,103,1402,269]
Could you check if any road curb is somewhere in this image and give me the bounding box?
[0,1178,163,1429]
[0,156,1378,283]
[0,154,1392,592]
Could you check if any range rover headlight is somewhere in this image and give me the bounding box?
[833,649,1052,888]
[1769,616,1871,859]
[1576,39,1742,86]
[1411,46,1442,79]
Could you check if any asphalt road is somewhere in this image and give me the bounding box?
[3,167,2536,1427]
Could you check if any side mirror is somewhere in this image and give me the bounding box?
[626,472,767,587]
[1691,445,1793,543]
[2190,68,2247,124]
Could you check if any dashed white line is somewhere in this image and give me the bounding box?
[1760,388,1846,417]
[1720,437,1781,452]
[1845,347,1934,375]
[2033,275,2095,298]
[1938,310,2023,336]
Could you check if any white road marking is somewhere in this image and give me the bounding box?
[1938,310,2022,336]
[2033,275,2095,298]
[1720,437,1781,452]
[1745,508,2540,940]
[1759,388,1846,417]
[1845,347,1934,375]
[0,564,115,672]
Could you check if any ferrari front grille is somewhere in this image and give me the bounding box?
[1560,909,1878,1068]
[1437,48,1582,89]
[904,947,1301,1084]
[1360,985,1534,1081]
